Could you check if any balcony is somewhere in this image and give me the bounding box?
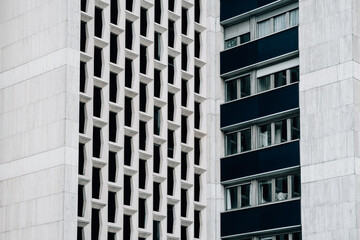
[221,83,299,128]
[221,141,299,182]
[220,27,298,75]
[221,199,301,237]
[220,0,278,21]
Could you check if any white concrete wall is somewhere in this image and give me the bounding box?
[0,0,79,239]
[299,0,360,239]
[206,0,223,239]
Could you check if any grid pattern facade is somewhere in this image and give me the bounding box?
[77,0,207,239]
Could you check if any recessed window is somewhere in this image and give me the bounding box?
[108,151,117,182]
[153,144,161,173]
[108,191,116,223]
[123,215,131,240]
[181,115,188,143]
[125,58,133,88]
[168,56,175,84]
[181,43,188,71]
[109,111,117,142]
[110,33,118,64]
[195,31,201,58]
[167,204,174,233]
[181,79,188,107]
[124,135,132,166]
[110,0,118,24]
[155,0,161,23]
[126,0,133,12]
[168,93,175,121]
[167,166,174,195]
[182,8,188,35]
[153,221,161,240]
[225,75,250,102]
[140,8,148,36]
[125,96,132,127]
[78,185,84,217]
[169,0,175,11]
[78,143,85,175]
[109,72,117,103]
[140,45,147,74]
[195,66,201,94]
[140,83,147,112]
[80,61,86,92]
[155,32,162,61]
[181,189,188,217]
[81,0,87,12]
[154,69,161,97]
[194,210,201,238]
[139,120,147,151]
[194,173,200,201]
[153,182,160,211]
[79,102,86,133]
[94,7,103,38]
[195,0,201,23]
[194,101,200,129]
[124,175,132,205]
[225,128,251,156]
[168,130,174,158]
[168,20,175,48]
[181,152,187,180]
[94,47,102,78]
[194,137,201,165]
[108,232,116,240]
[93,126,101,158]
[92,209,100,240]
[92,167,101,199]
[93,86,102,118]
[154,106,161,135]
[125,21,133,50]
[139,198,146,228]
[181,226,188,240]
[139,159,146,189]
[80,21,87,52]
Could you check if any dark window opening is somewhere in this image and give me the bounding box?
[77,227,83,240]
[195,31,200,58]
[91,209,100,240]
[125,20,133,49]
[125,58,133,88]
[93,127,101,158]
[181,189,187,217]
[168,20,175,48]
[139,121,147,151]
[181,43,188,71]
[110,0,118,24]
[153,182,160,211]
[181,152,187,180]
[155,0,161,23]
[80,21,86,52]
[78,185,84,217]
[195,0,200,23]
[181,8,188,35]
[94,47,102,78]
[109,111,117,142]
[79,143,85,175]
[195,174,200,201]
[169,0,175,11]
[140,45,147,74]
[181,79,188,107]
[108,191,116,223]
[154,106,161,135]
[168,130,174,158]
[181,226,187,240]
[126,0,133,12]
[93,86,102,118]
[139,198,146,228]
[153,221,161,240]
[167,204,174,233]
[139,159,146,189]
[194,210,201,238]
[110,33,118,64]
[194,138,200,165]
[81,0,87,12]
[140,82,147,112]
[125,97,132,127]
[154,144,161,173]
[123,215,131,240]
[140,8,148,36]
[108,232,116,240]
[181,115,188,143]
[79,102,86,134]
[154,69,161,98]
[168,93,175,121]
[124,175,132,205]
[92,167,101,199]
[154,32,161,61]
[194,66,201,94]
[195,102,200,129]
[109,72,117,103]
[124,136,132,166]
[95,7,103,38]
[168,56,175,84]
[108,151,116,182]
[240,32,250,44]
[167,166,174,195]
[80,61,86,92]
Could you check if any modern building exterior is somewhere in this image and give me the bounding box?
[2,0,360,239]
[219,0,301,239]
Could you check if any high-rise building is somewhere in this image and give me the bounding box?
[2,0,360,239]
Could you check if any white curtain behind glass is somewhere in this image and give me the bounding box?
[258,19,271,38]
[290,9,299,27]
[273,13,286,32]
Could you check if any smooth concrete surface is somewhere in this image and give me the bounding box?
[0,0,79,239]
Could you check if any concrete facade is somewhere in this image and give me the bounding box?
[300,0,360,239]
[0,0,79,239]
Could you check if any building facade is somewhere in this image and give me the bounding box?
[2,0,360,239]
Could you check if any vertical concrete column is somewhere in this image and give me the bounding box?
[300,0,360,239]
[0,0,79,239]
[206,0,223,239]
